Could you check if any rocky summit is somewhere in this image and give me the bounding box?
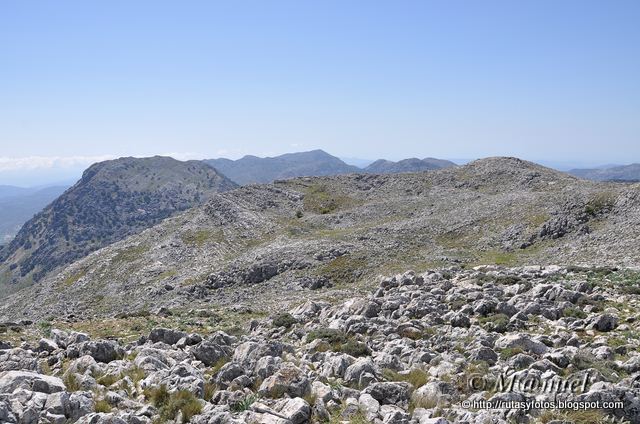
[1,266,640,423]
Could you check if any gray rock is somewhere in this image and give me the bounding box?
[278,397,311,424]
[78,341,123,364]
[191,340,229,367]
[590,314,618,332]
[37,338,58,353]
[258,364,310,398]
[148,328,187,346]
[494,334,548,355]
[358,393,380,421]
[450,313,471,328]
[0,348,40,372]
[0,371,66,394]
[344,357,378,385]
[364,382,413,406]
[254,356,283,380]
[412,380,457,404]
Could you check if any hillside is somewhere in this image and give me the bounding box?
[0,185,68,244]
[2,157,639,322]
[0,156,237,292]
[569,163,640,182]
[204,150,360,185]
[364,157,457,174]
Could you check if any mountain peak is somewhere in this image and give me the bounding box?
[364,157,456,174]
[0,156,237,290]
[204,150,360,185]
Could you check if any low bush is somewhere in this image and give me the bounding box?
[272,313,297,329]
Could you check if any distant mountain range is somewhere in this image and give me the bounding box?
[0,156,236,289]
[0,185,69,244]
[569,163,640,182]
[364,157,456,174]
[204,149,456,185]
[204,150,360,185]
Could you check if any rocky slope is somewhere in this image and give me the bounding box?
[204,150,360,185]
[364,158,456,174]
[569,164,640,182]
[0,156,237,293]
[1,266,639,423]
[2,157,640,322]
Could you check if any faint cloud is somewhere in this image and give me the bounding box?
[160,152,203,161]
[0,155,116,172]
[0,153,212,172]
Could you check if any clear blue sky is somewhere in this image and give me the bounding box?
[1,0,639,181]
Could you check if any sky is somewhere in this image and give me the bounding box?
[1,0,639,185]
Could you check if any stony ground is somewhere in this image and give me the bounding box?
[2,265,640,423]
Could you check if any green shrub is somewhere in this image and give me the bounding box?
[94,399,112,413]
[584,192,616,217]
[146,386,202,423]
[500,347,524,359]
[572,351,622,381]
[382,368,428,388]
[340,340,370,357]
[307,328,349,345]
[97,373,120,387]
[145,384,170,408]
[563,306,587,319]
[63,373,81,392]
[204,382,216,401]
[307,328,369,357]
[272,313,297,329]
[37,321,52,337]
[123,366,146,384]
[162,390,202,423]
[231,393,260,412]
[478,313,510,333]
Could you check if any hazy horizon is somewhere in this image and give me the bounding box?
[0,149,633,188]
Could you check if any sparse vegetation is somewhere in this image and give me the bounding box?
[272,313,297,329]
[307,328,370,357]
[478,313,510,333]
[500,347,524,359]
[303,183,356,214]
[584,192,617,217]
[145,385,202,423]
[63,373,81,392]
[37,320,52,337]
[181,229,224,247]
[537,408,609,423]
[231,393,260,412]
[563,306,588,319]
[382,368,429,388]
[94,399,112,413]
